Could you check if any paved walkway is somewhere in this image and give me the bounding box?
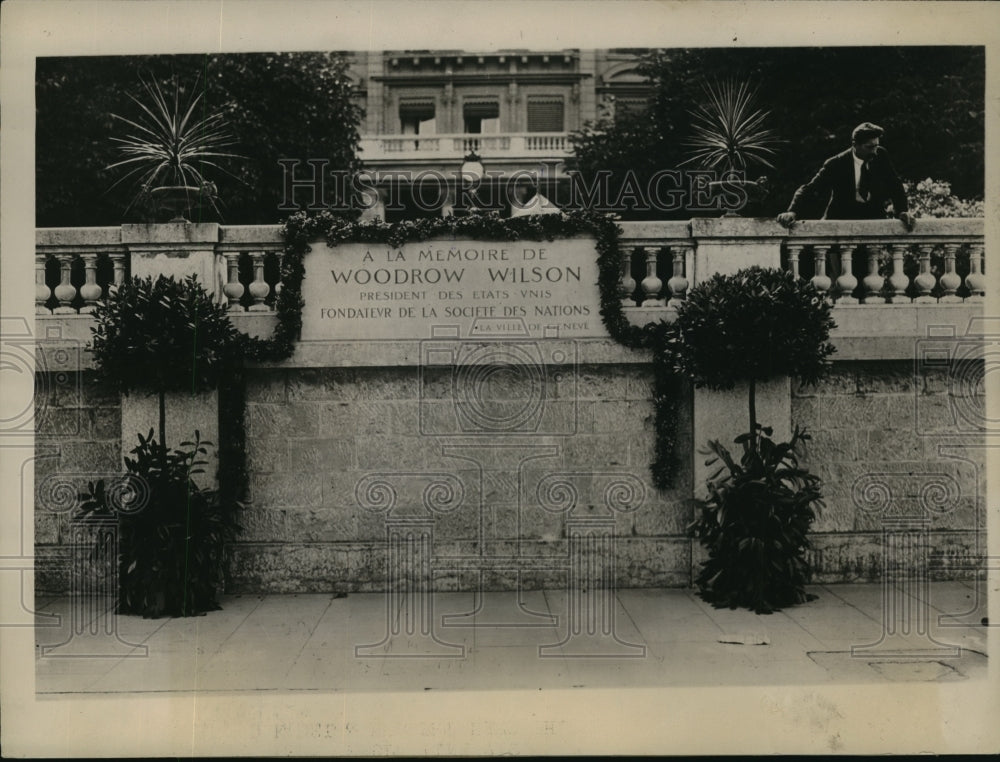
[34,582,988,694]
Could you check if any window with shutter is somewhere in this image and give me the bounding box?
[463,100,500,133]
[400,100,436,134]
[526,97,564,132]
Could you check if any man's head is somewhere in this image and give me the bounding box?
[851,122,884,160]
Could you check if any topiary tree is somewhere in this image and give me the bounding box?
[89,274,242,449]
[80,274,244,617]
[667,266,835,441]
[666,266,837,612]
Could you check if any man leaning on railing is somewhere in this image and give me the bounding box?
[776,122,916,232]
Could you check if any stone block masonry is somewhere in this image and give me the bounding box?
[32,357,987,594]
[793,359,986,582]
[225,357,985,592]
[31,216,988,595]
[230,363,695,593]
[34,372,122,592]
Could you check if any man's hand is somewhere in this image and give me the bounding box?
[898,212,916,232]
[776,211,797,228]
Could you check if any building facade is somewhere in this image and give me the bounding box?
[345,49,651,216]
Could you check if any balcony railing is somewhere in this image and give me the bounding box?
[36,218,986,320]
[359,132,572,162]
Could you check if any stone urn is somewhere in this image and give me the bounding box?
[708,177,770,217]
[146,184,217,222]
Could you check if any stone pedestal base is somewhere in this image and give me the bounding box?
[691,377,791,500]
[121,389,219,491]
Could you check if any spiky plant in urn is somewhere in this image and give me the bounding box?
[105,73,243,222]
[681,78,783,216]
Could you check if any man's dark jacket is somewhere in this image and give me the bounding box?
[787,146,908,220]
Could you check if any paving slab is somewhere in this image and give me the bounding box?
[33,584,989,694]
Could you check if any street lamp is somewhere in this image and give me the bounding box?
[455,150,484,215]
[460,150,484,184]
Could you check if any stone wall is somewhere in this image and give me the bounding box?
[793,360,986,582]
[229,363,695,593]
[34,371,122,592]
[33,359,986,594]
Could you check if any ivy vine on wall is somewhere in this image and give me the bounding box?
[223,210,682,495]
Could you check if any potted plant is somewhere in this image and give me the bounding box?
[665,266,836,613]
[77,274,244,617]
[105,73,243,222]
[680,78,782,215]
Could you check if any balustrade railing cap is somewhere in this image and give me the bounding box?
[689,217,788,239]
[218,225,284,245]
[617,220,693,242]
[782,217,983,239]
[121,221,220,245]
[36,227,123,247]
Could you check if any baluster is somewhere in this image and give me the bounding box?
[53,253,78,314]
[938,243,962,302]
[273,252,284,298]
[836,244,859,303]
[639,246,664,307]
[618,246,637,307]
[78,253,102,313]
[786,243,804,280]
[810,245,832,299]
[862,245,886,304]
[888,243,910,303]
[36,254,52,314]
[108,252,126,296]
[964,243,985,300]
[248,251,270,311]
[223,252,245,312]
[913,243,937,303]
[666,245,689,307]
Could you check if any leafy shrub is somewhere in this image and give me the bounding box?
[90,273,243,447]
[666,267,835,425]
[77,431,238,617]
[691,426,822,613]
[903,177,984,218]
[90,273,241,397]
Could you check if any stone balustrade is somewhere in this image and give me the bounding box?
[616,217,985,316]
[32,215,991,596]
[35,228,128,315]
[617,221,694,310]
[781,218,985,304]
[36,217,986,326]
[35,224,285,316]
[216,225,286,313]
[359,132,571,162]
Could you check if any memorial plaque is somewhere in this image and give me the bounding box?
[300,236,607,341]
